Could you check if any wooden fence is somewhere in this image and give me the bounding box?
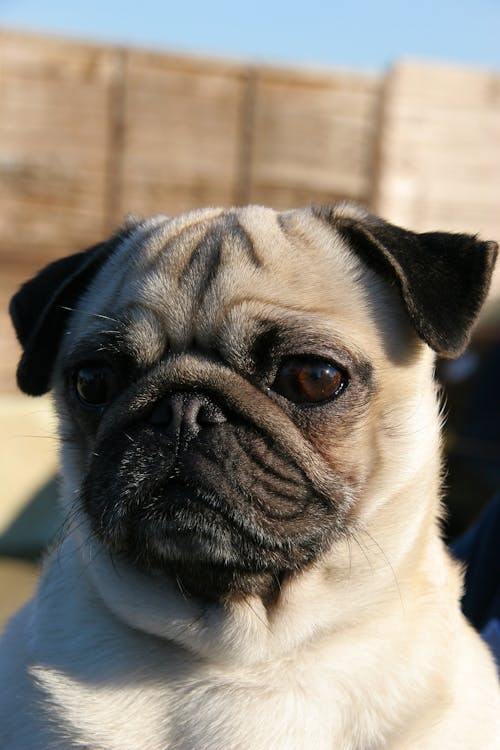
[1,29,500,391]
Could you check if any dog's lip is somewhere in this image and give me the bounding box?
[156,475,226,515]
[151,474,300,552]
[156,474,253,531]
[160,455,314,522]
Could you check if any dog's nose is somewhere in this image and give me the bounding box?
[148,393,226,437]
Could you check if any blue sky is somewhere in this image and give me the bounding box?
[0,0,499,71]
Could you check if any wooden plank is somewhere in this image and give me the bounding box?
[118,50,249,217]
[373,61,500,311]
[247,67,381,209]
[0,30,122,266]
[374,61,500,232]
[382,60,500,108]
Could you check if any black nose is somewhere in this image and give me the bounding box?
[148,392,226,438]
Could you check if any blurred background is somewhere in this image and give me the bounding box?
[1,1,499,628]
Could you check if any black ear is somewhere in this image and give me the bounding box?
[314,204,498,358]
[10,231,128,396]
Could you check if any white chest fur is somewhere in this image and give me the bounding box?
[2,536,498,750]
[0,544,341,750]
[33,653,341,750]
[0,544,387,750]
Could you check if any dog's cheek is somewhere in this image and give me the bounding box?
[311,423,377,521]
[292,385,377,497]
[54,396,95,494]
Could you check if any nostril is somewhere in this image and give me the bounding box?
[184,397,226,428]
[196,402,226,426]
[149,398,174,427]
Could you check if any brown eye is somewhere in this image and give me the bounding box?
[74,365,118,408]
[272,357,346,404]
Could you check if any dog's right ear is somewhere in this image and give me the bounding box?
[10,227,134,397]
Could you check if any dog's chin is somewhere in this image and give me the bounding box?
[86,482,304,603]
[144,555,285,606]
[126,483,281,602]
[84,471,337,604]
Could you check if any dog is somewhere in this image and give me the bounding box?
[1,203,499,749]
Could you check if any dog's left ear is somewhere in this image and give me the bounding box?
[10,227,135,397]
[314,204,498,358]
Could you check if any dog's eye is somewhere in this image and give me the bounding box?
[271,357,347,404]
[74,365,118,408]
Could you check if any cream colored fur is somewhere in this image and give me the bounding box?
[1,204,499,749]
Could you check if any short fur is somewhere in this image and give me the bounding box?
[1,203,499,749]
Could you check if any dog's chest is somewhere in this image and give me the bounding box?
[159,666,336,750]
[36,656,339,750]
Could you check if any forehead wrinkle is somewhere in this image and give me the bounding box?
[134,263,202,350]
[192,258,349,350]
[177,226,222,299]
[234,209,359,307]
[144,221,212,280]
[133,218,255,349]
[136,208,228,280]
[221,295,345,326]
[111,208,312,346]
[116,302,167,365]
[218,213,264,268]
[215,299,369,362]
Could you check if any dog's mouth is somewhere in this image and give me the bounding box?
[122,472,296,602]
[82,421,342,602]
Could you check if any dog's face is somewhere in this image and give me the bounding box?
[10,204,497,607]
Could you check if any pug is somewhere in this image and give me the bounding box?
[1,203,499,750]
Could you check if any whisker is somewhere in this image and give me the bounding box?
[344,533,353,582]
[350,532,374,572]
[243,596,271,632]
[272,572,282,594]
[359,528,405,613]
[175,574,190,601]
[7,434,60,441]
[58,305,121,325]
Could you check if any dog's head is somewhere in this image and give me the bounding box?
[10,204,497,609]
